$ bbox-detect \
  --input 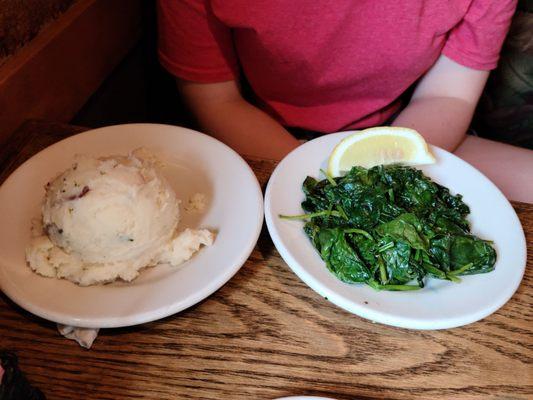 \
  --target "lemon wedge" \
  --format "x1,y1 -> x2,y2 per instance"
327,127 -> 436,176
